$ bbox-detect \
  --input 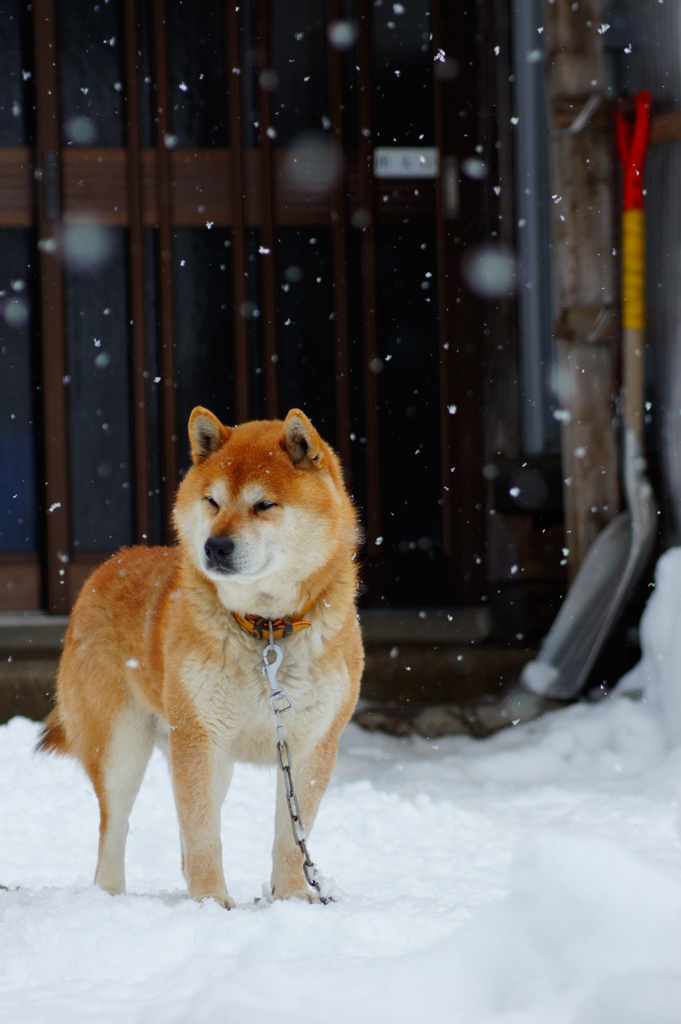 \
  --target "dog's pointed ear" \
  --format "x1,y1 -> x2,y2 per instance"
188,407 -> 230,464
281,409 -> 323,468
